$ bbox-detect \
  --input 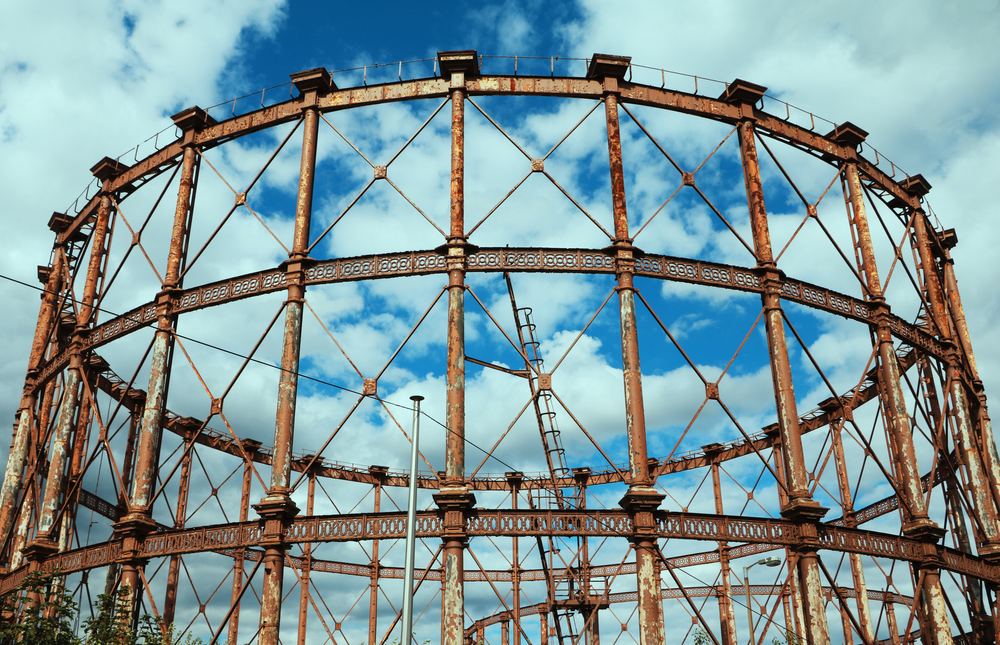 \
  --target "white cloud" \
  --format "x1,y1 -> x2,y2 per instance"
2,2 -> 997,639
